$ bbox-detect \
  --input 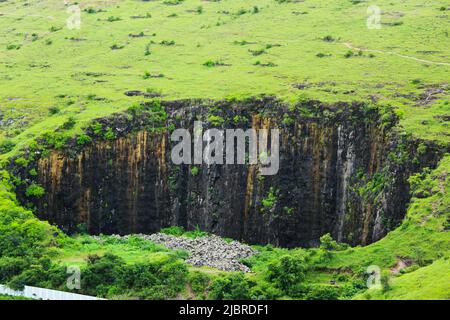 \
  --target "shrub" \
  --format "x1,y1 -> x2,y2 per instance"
145,87 -> 162,96
0,257 -> 30,283
0,211 -> 57,257
14,157 -> 29,167
90,122 -> 103,135
42,132 -> 68,149
184,225 -> 209,238
49,26 -> 62,32
84,7 -> 101,14
80,252 -> 188,299
249,49 -> 266,56
25,183 -> 45,198
207,115 -> 225,126
188,271 -> 210,296
76,134 -> 92,146
305,284 -> 340,300
190,166 -> 200,176
7,259 -> 66,291
76,223 -> 88,234
144,43 -> 152,56
81,253 -> 126,296
103,128 -> 115,140
107,16 -> 121,22
48,106 -> 60,115
203,60 -> 225,67
163,0 -> 184,5
62,116 -> 76,130
249,281 -> 282,300
344,50 -> 354,58
110,44 -> 124,50
267,254 -> 307,295
208,273 -> 251,300
6,44 -> 21,50
261,187 -> 278,209
160,40 -> 175,46
282,114 -> 294,126
161,226 -> 185,236
319,233 -> 340,251
0,140 -> 15,154
322,35 -> 335,42
0,173 -> 60,260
